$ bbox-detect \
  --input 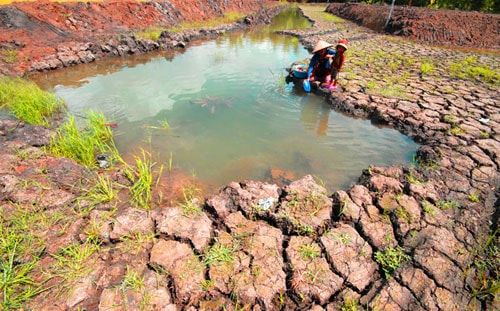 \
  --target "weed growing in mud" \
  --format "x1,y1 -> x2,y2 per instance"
49,242 -> 100,295
202,241 -> 239,267
405,170 -> 425,185
120,265 -> 145,292
269,69 -> 287,92
0,76 -> 64,126
178,182 -> 203,216
467,230 -> 500,301
338,232 -> 352,244
420,62 -> 435,76
298,243 -> 320,260
48,110 -> 117,167
124,149 -> 163,210
13,147 -> 43,161
480,131 -> 490,138
117,232 -> 156,256
0,242 -> 42,310
443,114 -> 458,125
449,125 -> 463,136
79,174 -> 118,208
201,279 -> 215,291
421,201 -> 436,216
0,203 -> 58,308
468,190 -> 481,203
341,299 -> 363,311
437,200 -> 460,210
292,220 -> 315,236
395,207 -> 413,224
374,245 -> 411,279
